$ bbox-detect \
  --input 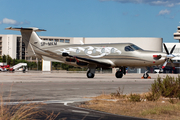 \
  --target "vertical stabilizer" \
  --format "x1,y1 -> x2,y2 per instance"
6,27 -> 46,57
